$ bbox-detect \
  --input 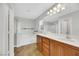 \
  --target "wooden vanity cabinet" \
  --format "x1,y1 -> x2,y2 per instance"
37,35 -> 50,56
50,40 -> 64,56
75,50 -> 79,56
50,40 -> 79,56
37,35 -> 79,56
61,43 -> 76,56
37,35 -> 42,52
42,37 -> 50,56
50,40 -> 55,56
